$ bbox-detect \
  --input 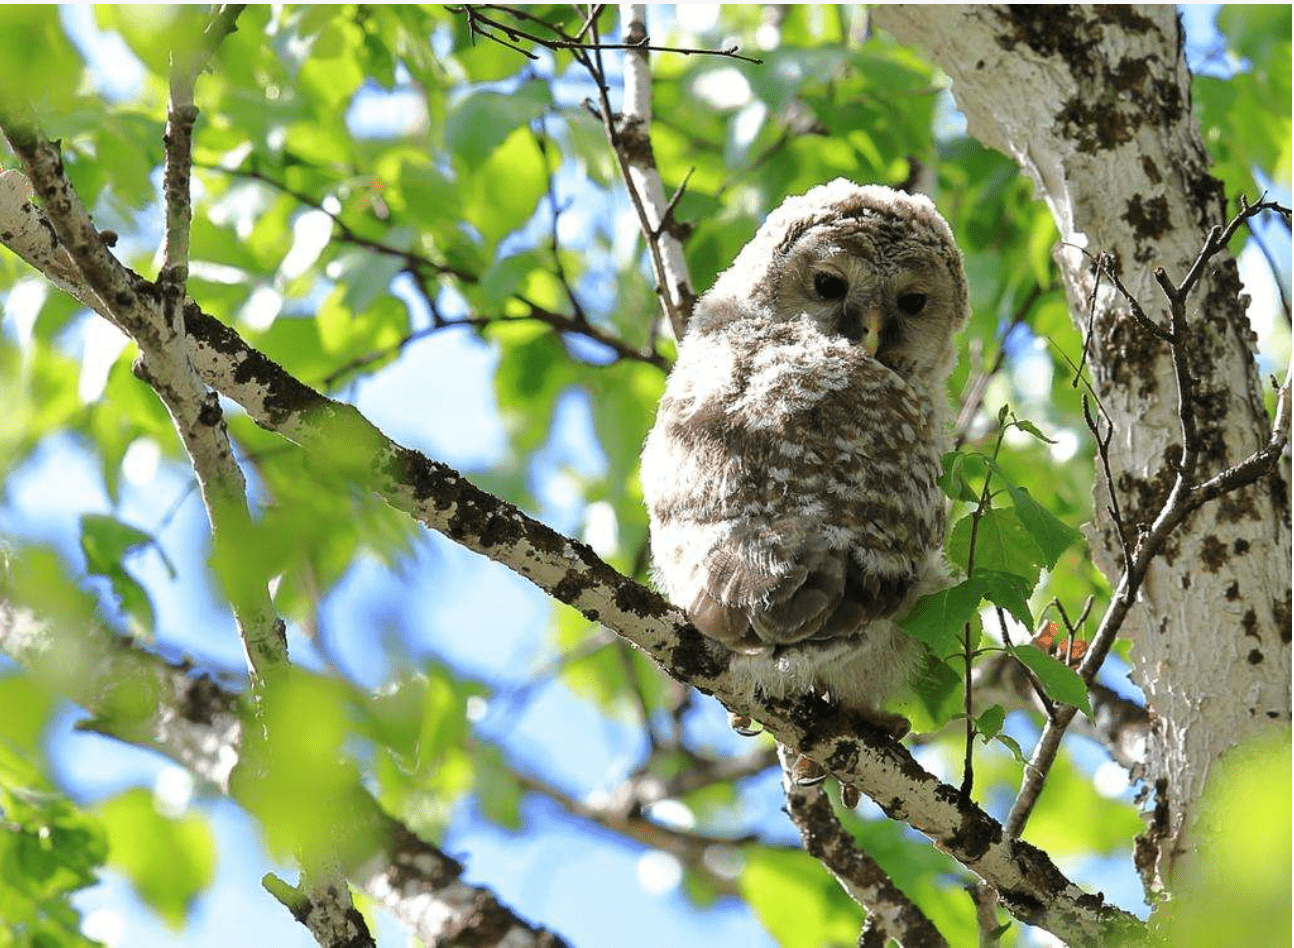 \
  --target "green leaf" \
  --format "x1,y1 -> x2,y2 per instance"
0,675 -> 56,753
1013,418 -> 1057,444
96,788 -> 215,930
905,652 -> 963,732
79,514 -> 159,636
78,513 -> 154,568
900,579 -> 984,656
461,126 -> 548,248
1156,734 -> 1292,948
993,733 -> 1028,765
473,744 -> 523,831
0,7 -> 86,115
976,568 -> 1034,629
0,743 -> 107,947
233,670 -> 375,870
937,451 -> 981,502
975,704 -> 1006,742
1008,644 -> 1092,717
946,507 -> 1043,586
1000,479 -> 1083,570
741,848 -> 860,948
446,84 -> 552,169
